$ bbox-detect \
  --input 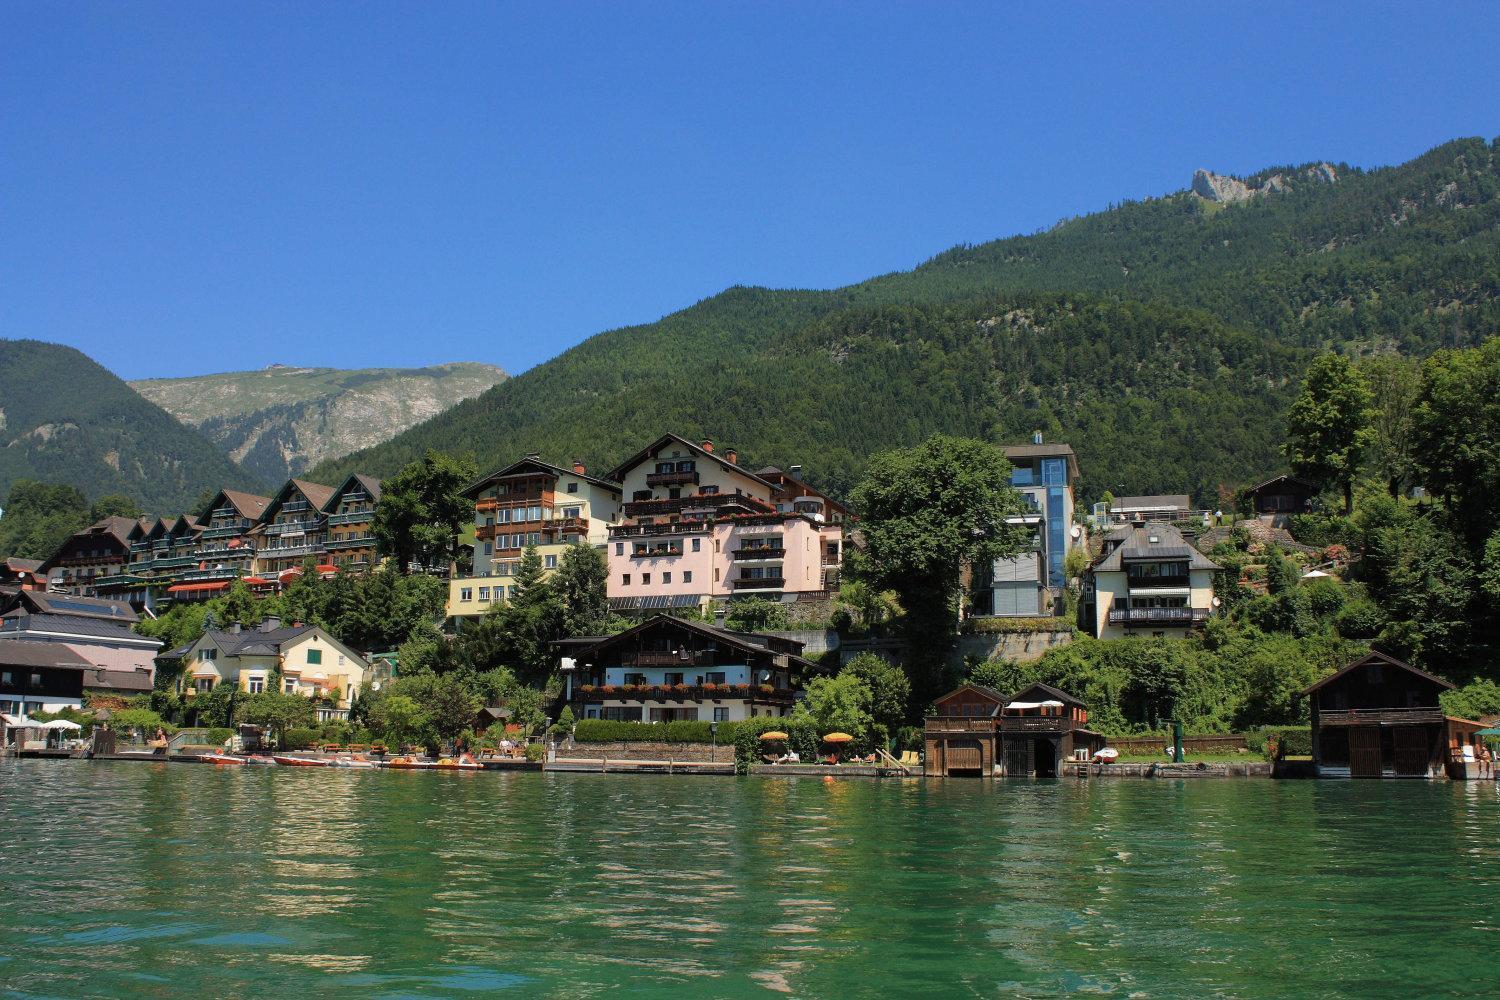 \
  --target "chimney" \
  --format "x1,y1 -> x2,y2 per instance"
790,464 -> 803,479
572,460 -> 586,475
1033,430 -> 1043,445
259,615 -> 281,632
229,622 -> 243,634
700,438 -> 714,453
725,449 -> 737,465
